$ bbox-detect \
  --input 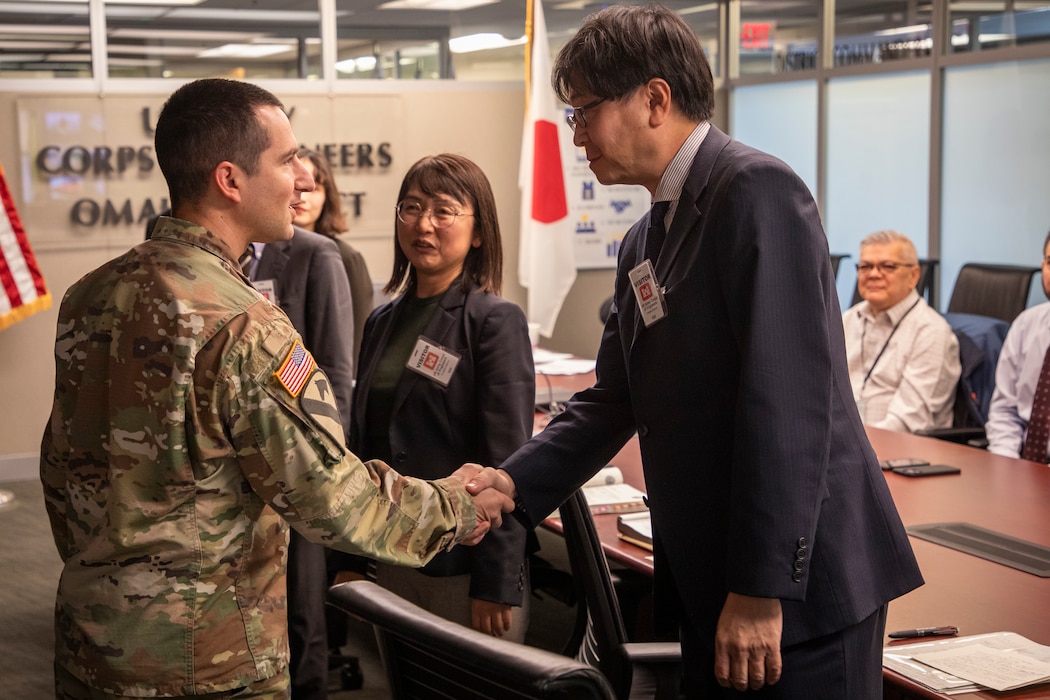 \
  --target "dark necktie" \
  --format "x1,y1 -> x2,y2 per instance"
1021,344 -> 1050,462
644,200 -> 671,264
